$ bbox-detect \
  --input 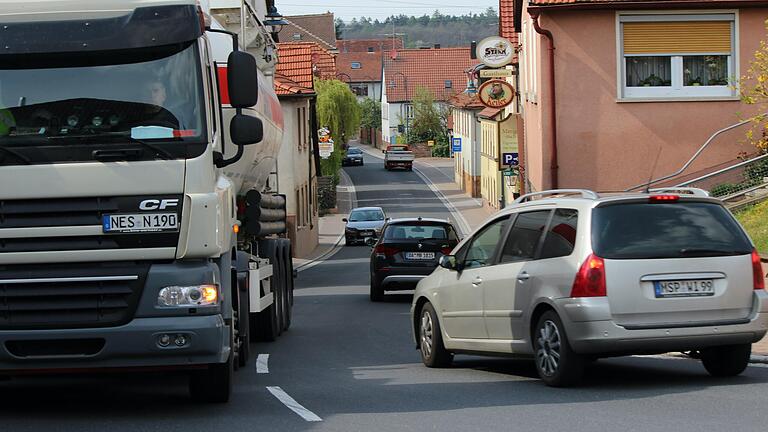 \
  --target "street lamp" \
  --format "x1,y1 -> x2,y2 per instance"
263,3 -> 288,42
389,71 -> 409,144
